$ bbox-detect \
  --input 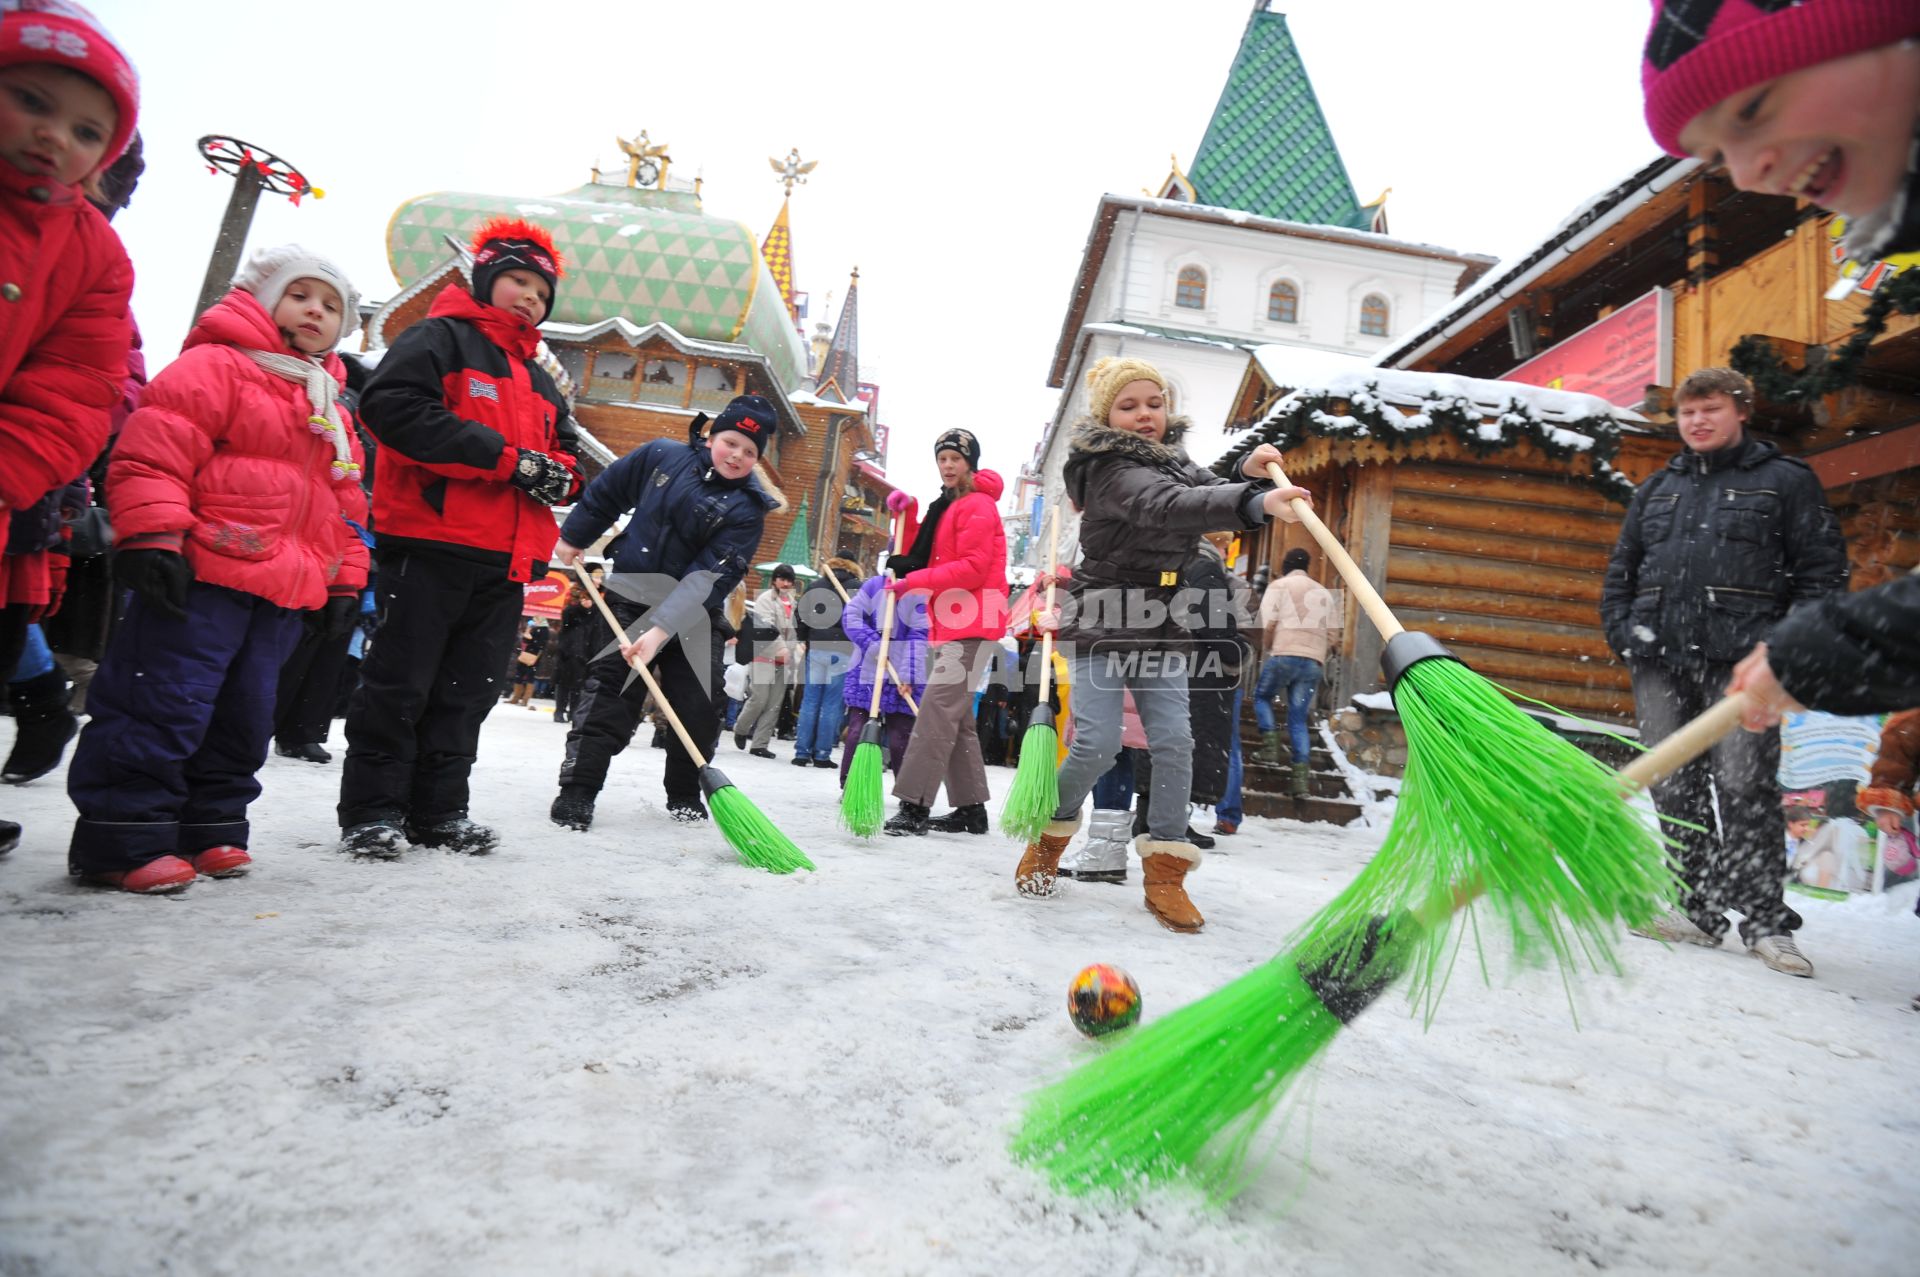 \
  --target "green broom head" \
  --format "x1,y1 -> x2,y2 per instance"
699,765 -> 815,874
999,703 -> 1060,840
1360,632 -> 1683,1017
839,719 -> 887,838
